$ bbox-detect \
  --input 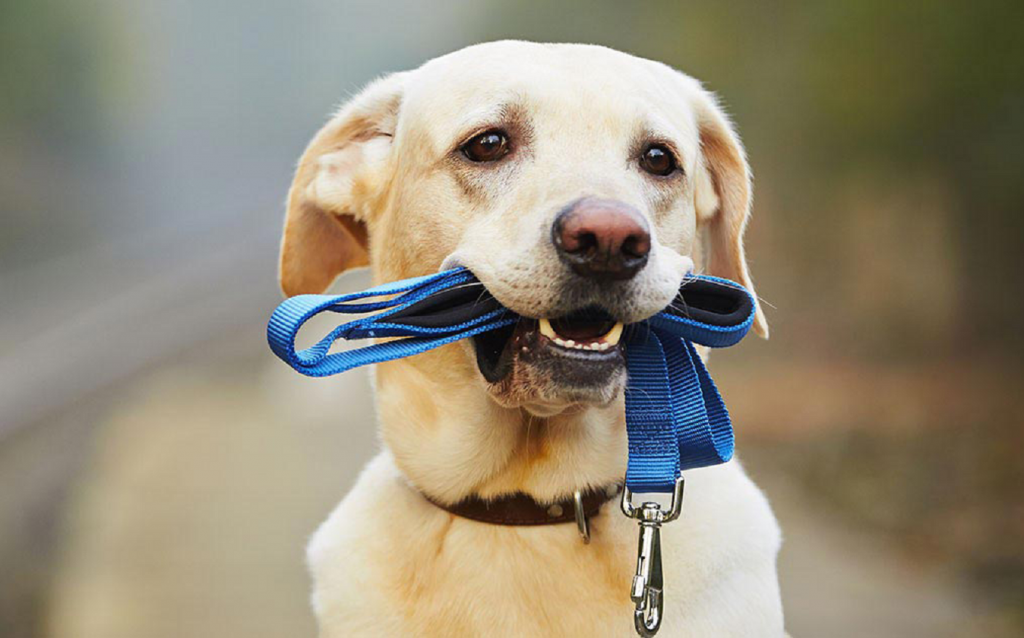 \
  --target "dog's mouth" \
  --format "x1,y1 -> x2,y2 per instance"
472,306 -> 627,402
539,312 -> 624,352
